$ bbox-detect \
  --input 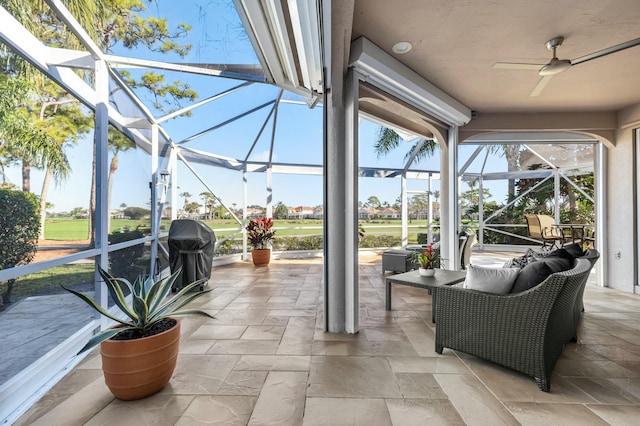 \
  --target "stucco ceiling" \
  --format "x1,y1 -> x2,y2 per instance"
352,0 -> 640,114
